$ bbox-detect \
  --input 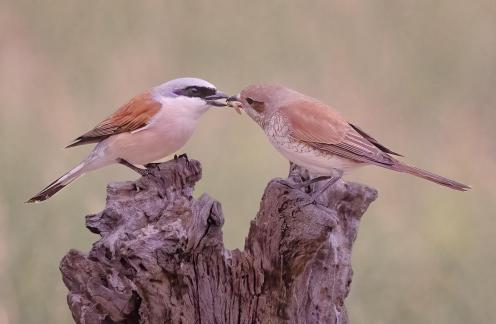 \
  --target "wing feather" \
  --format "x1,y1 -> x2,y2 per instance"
281,100 -> 397,166
348,123 -> 402,156
283,100 -> 348,144
66,92 -> 161,148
